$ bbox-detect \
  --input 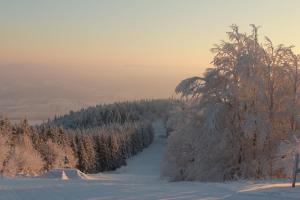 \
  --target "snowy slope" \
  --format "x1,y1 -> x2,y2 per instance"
112,120 -> 165,177
1,120 -> 300,200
